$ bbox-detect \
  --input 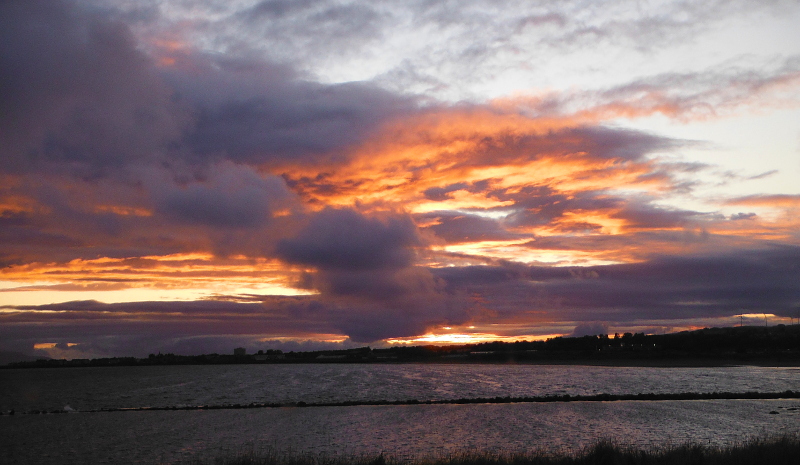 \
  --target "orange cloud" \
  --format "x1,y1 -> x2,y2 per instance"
0,253 -> 309,307
277,105 -> 675,216
94,205 -> 153,216
726,194 -> 800,208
